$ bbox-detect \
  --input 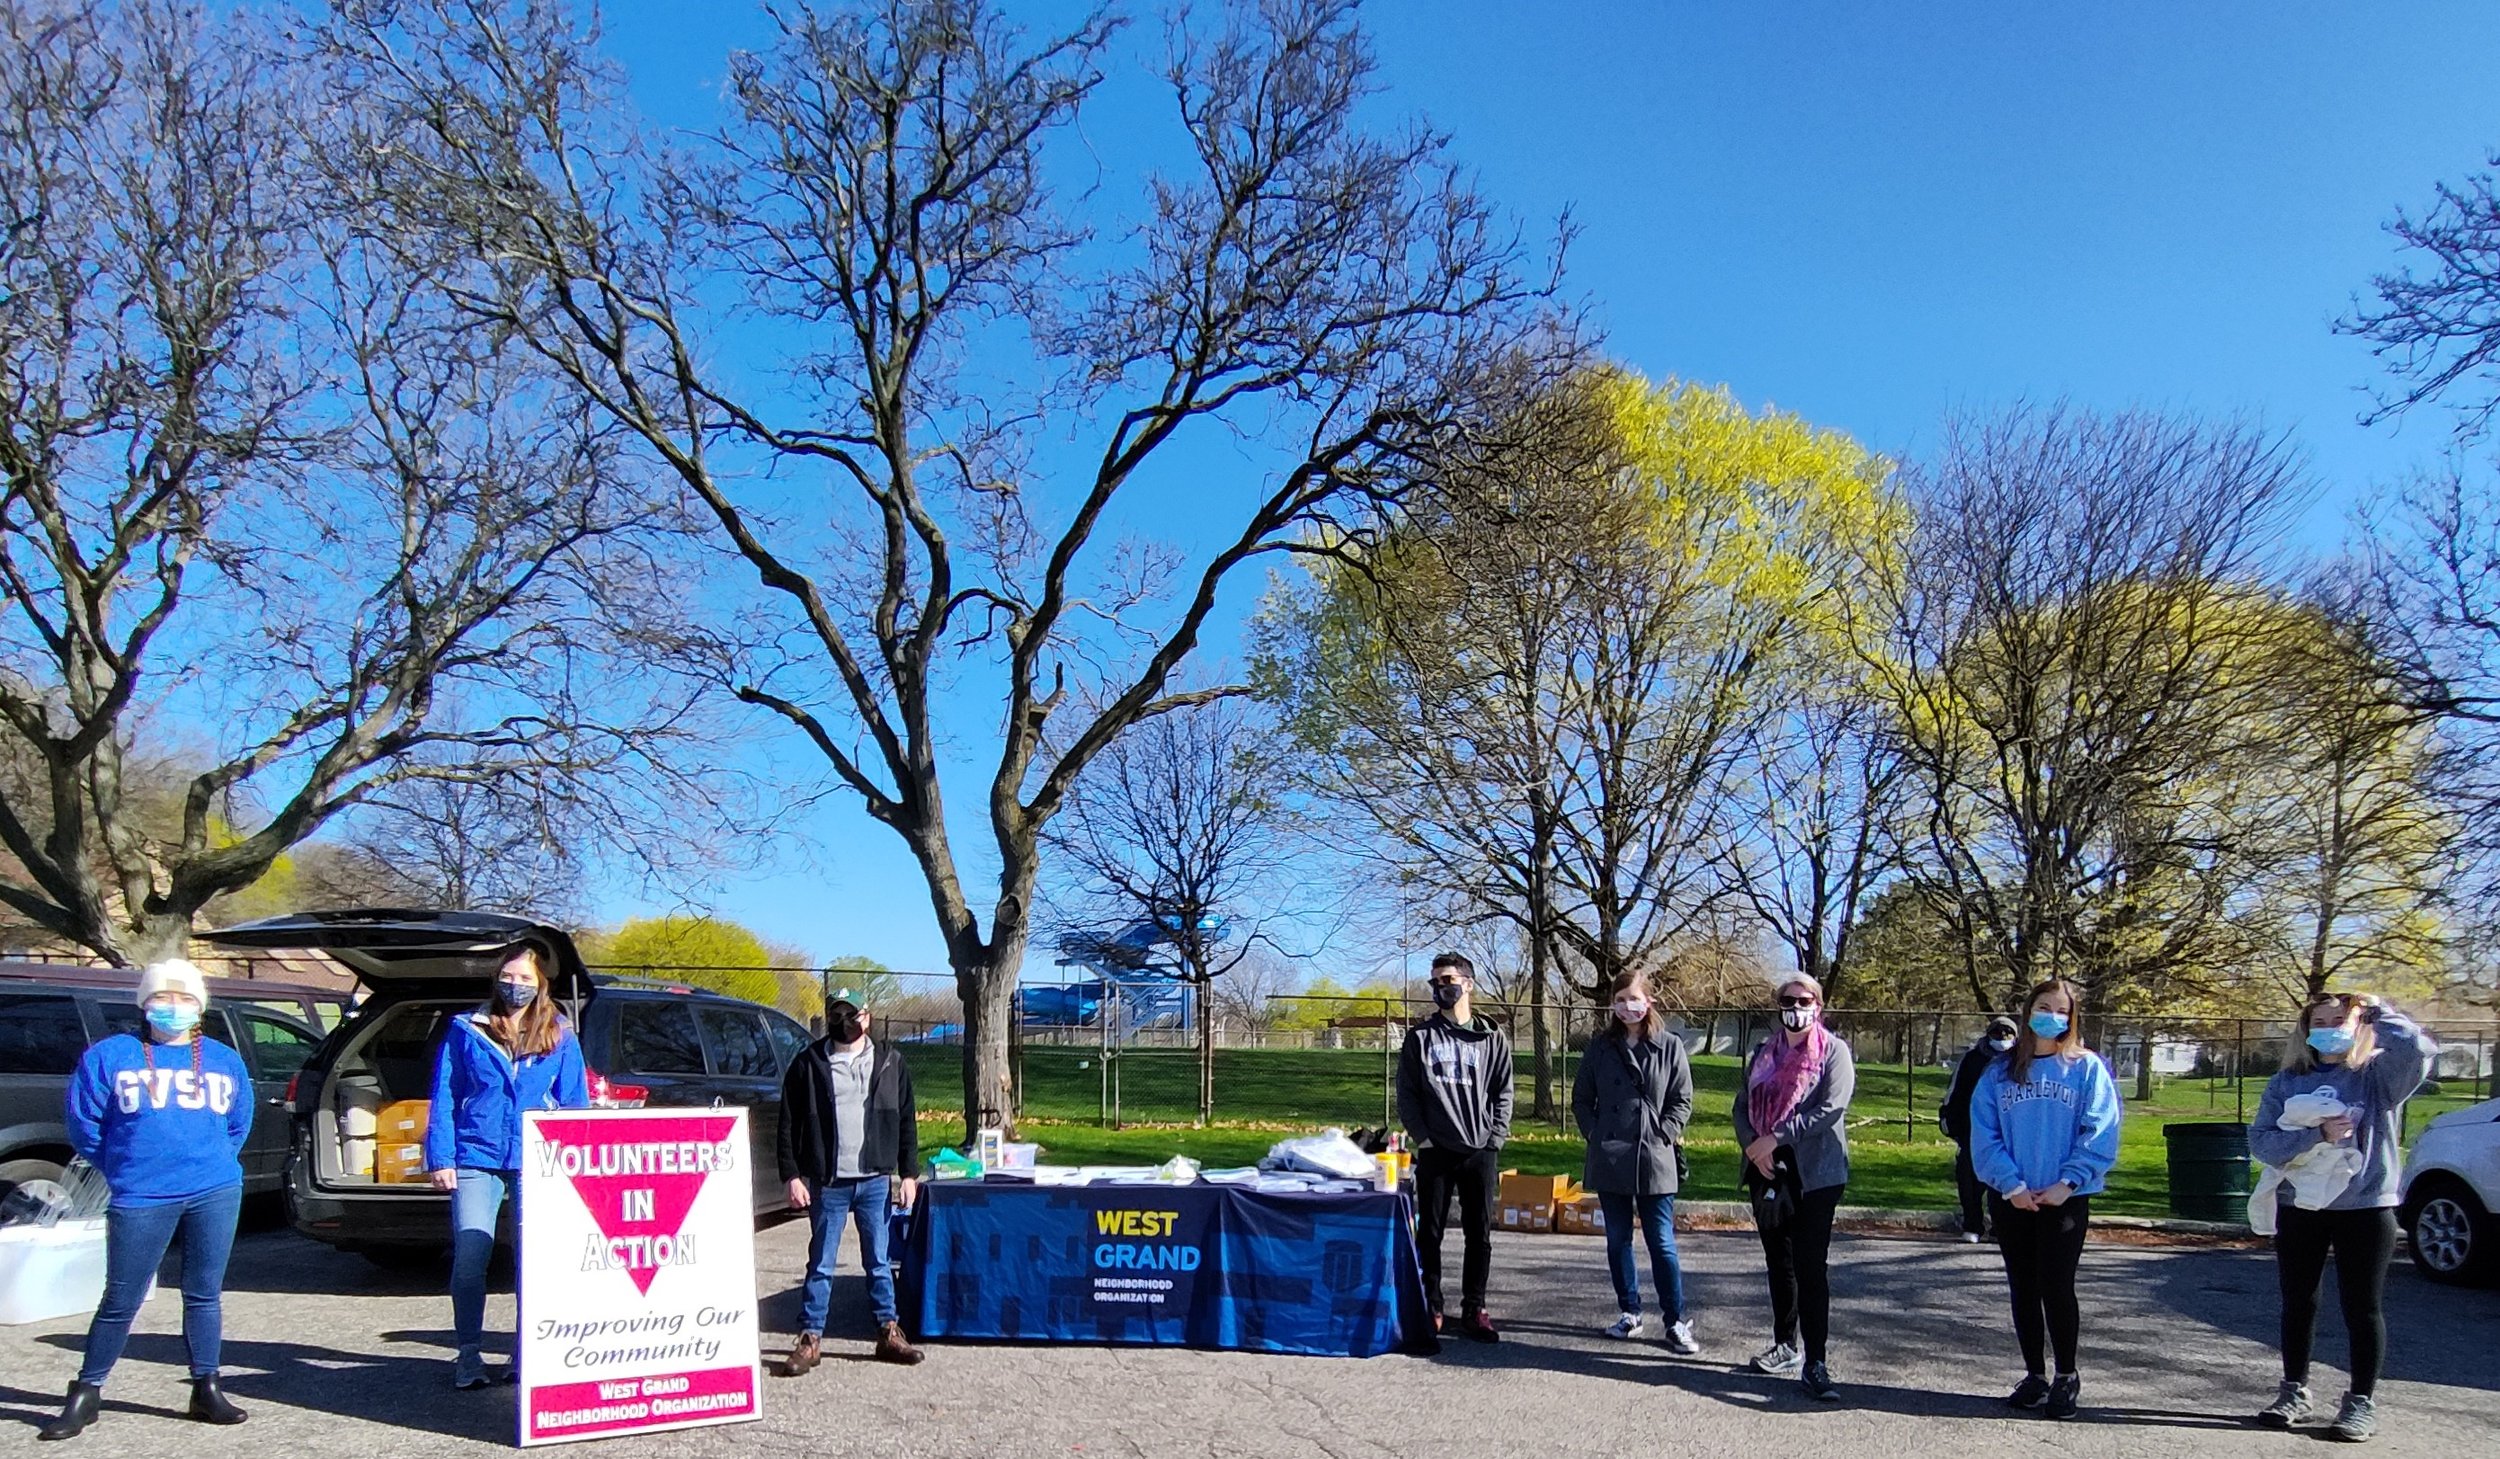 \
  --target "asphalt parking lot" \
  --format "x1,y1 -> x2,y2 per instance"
4,1207 -> 2493,1457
